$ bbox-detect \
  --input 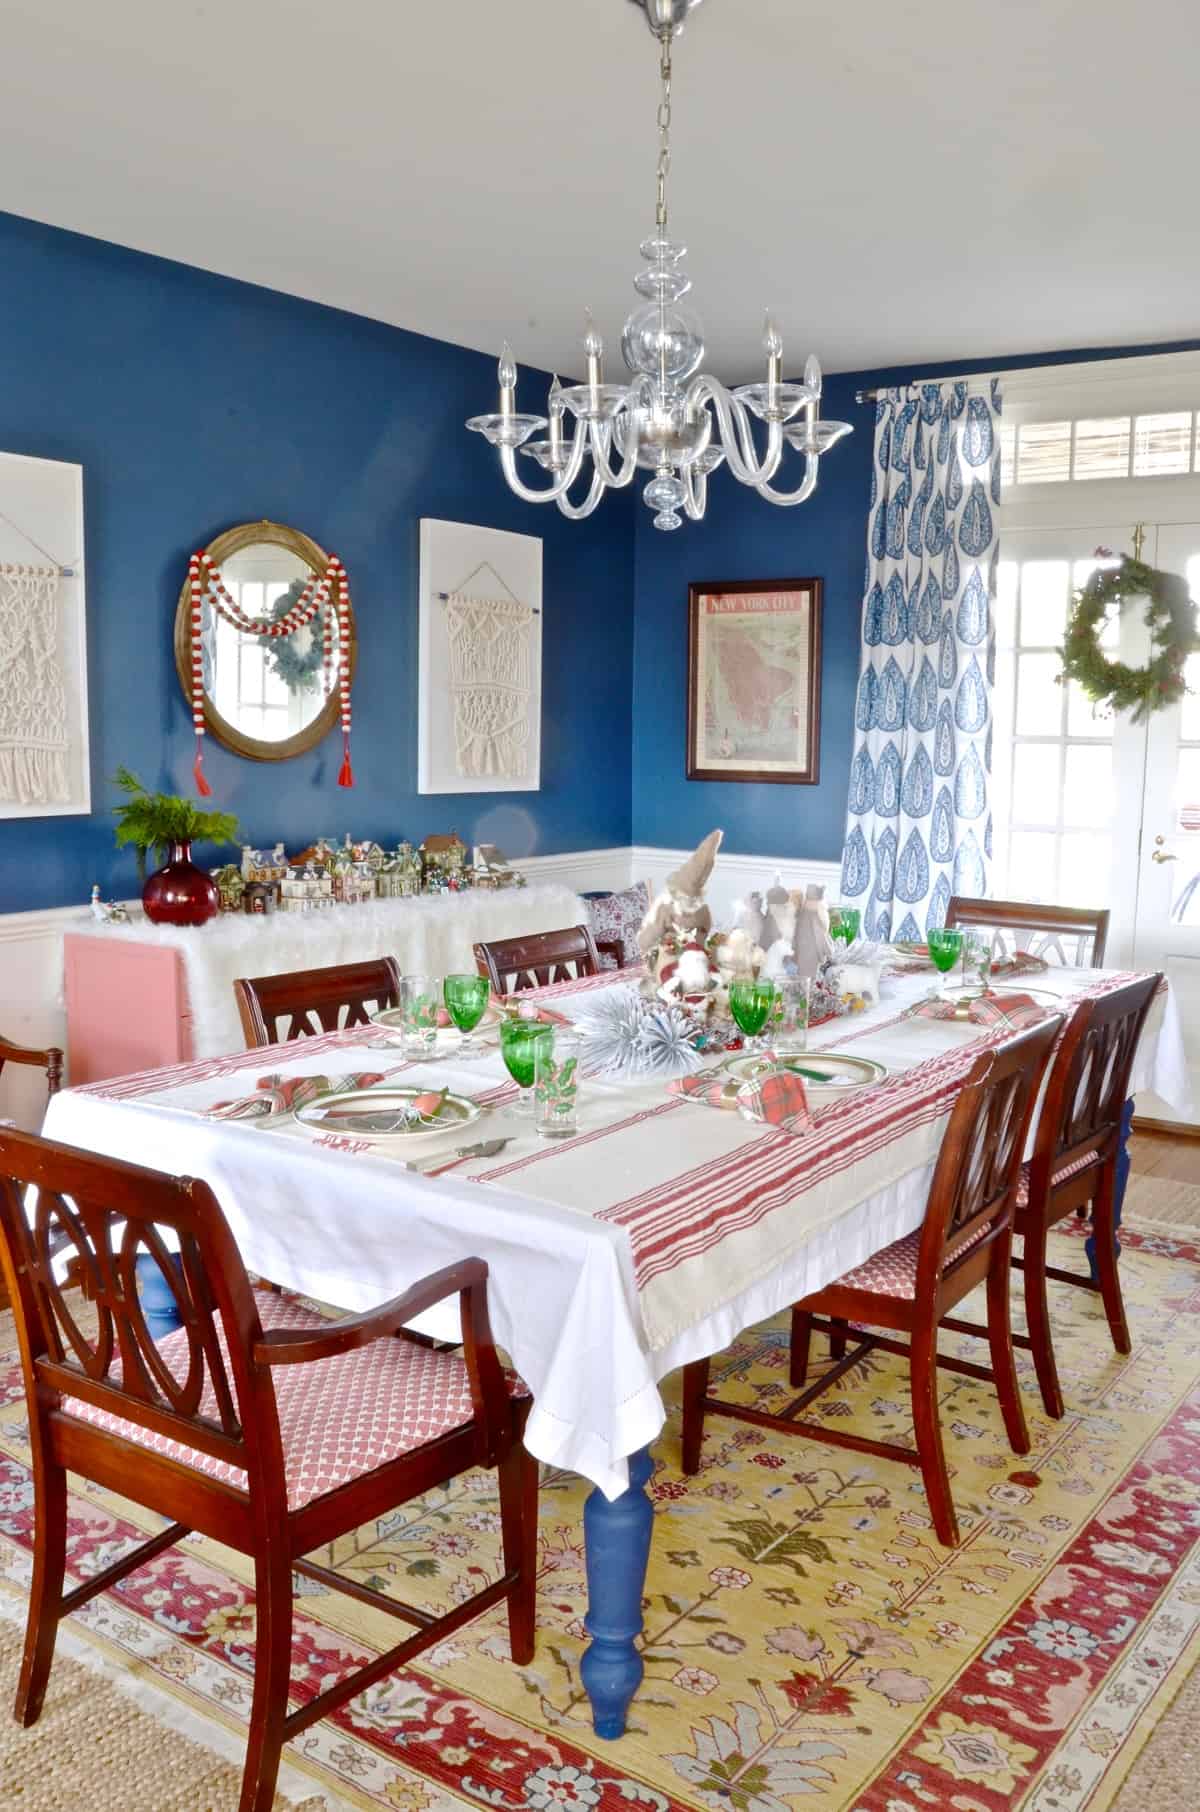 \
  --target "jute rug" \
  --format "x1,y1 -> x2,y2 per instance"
2,1212 -> 1200,1812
